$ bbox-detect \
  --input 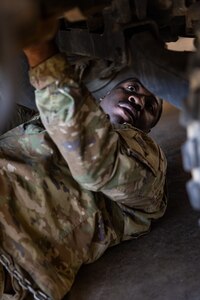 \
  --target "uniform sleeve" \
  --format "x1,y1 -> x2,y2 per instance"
29,53 -> 166,208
